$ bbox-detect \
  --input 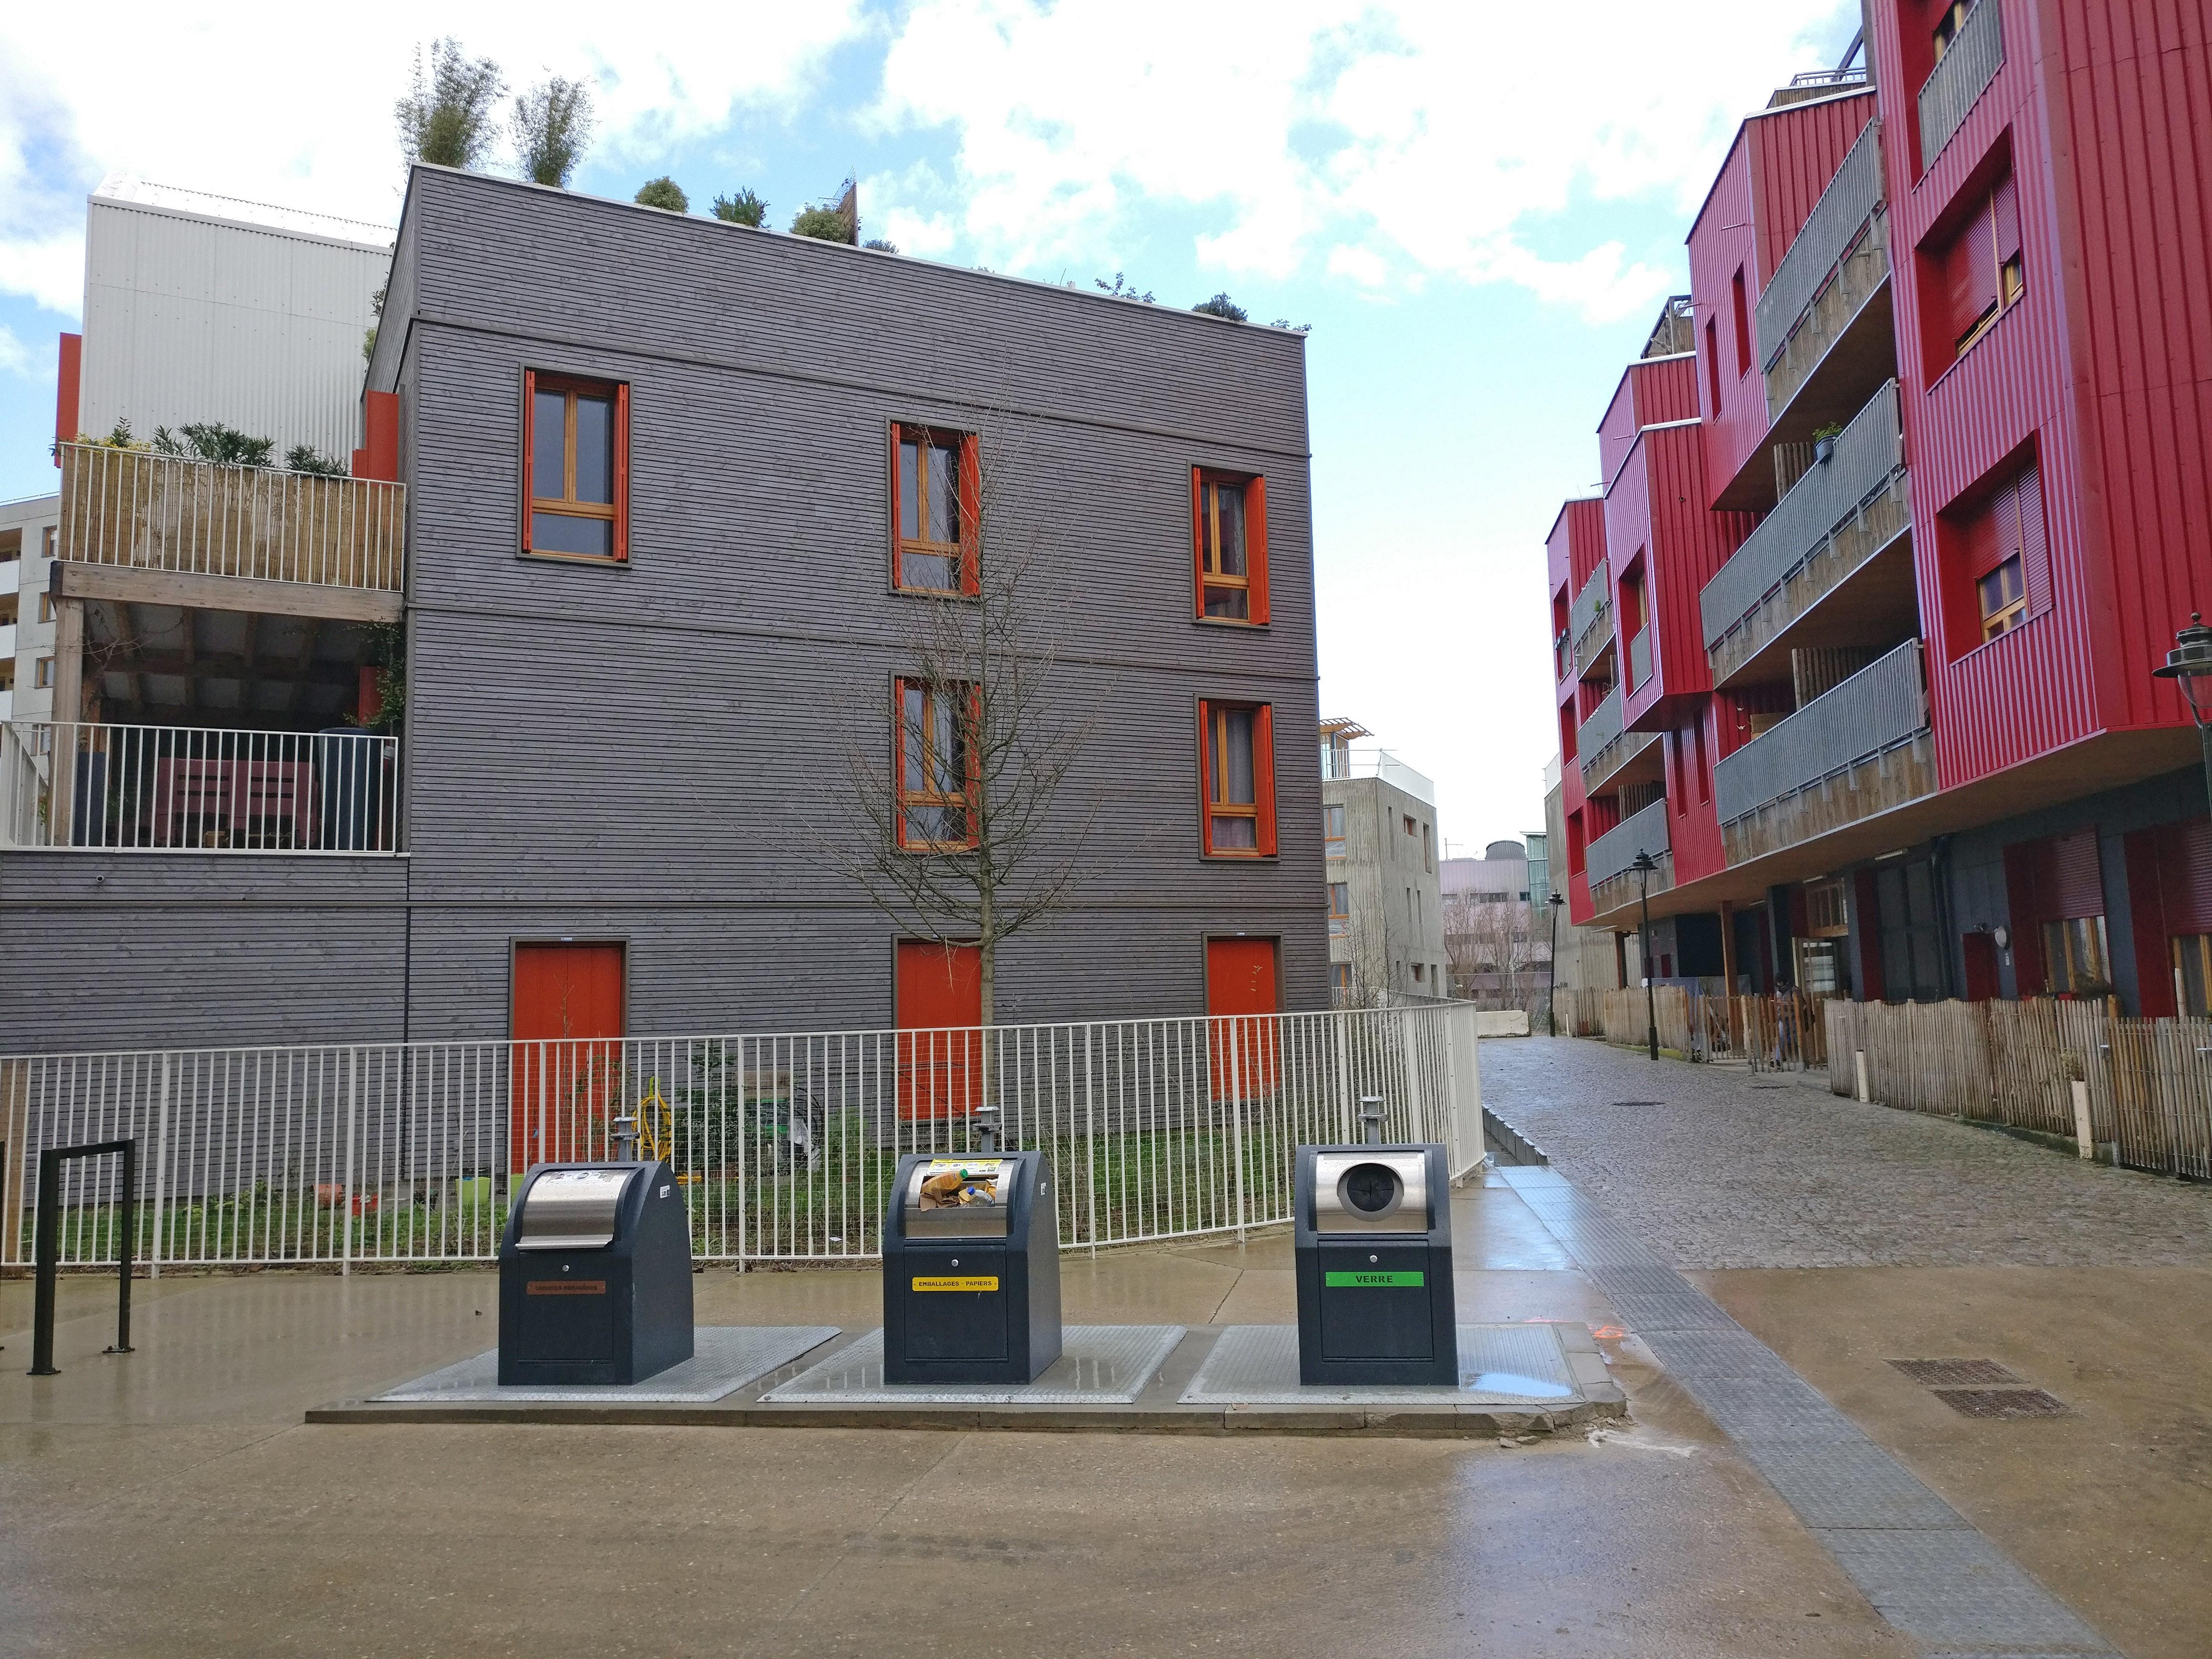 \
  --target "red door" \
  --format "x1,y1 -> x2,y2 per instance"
511,942 -> 626,1171
1206,938 -> 1280,1099
896,940 -> 982,1121
1961,932 -> 2001,1003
